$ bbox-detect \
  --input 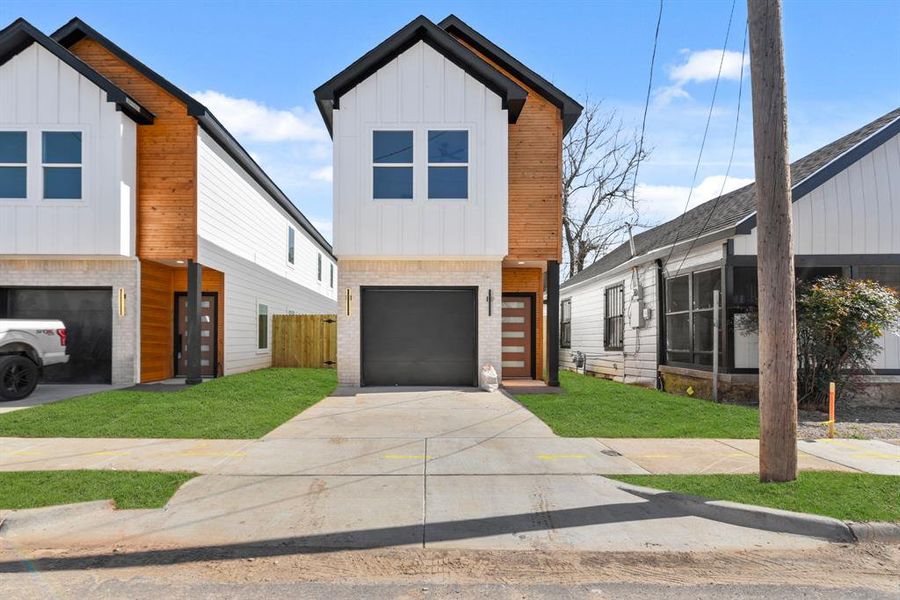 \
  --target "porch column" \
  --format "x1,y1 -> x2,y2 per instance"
185,259 -> 203,385
546,260 -> 560,386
